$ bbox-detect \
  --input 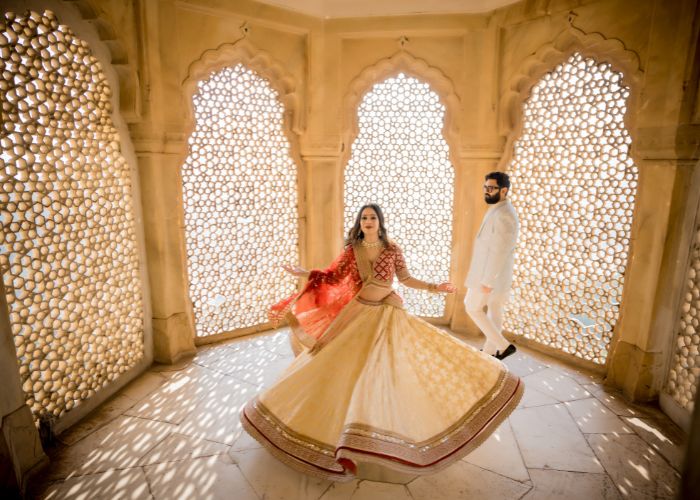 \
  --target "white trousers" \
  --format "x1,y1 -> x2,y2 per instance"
464,288 -> 511,354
